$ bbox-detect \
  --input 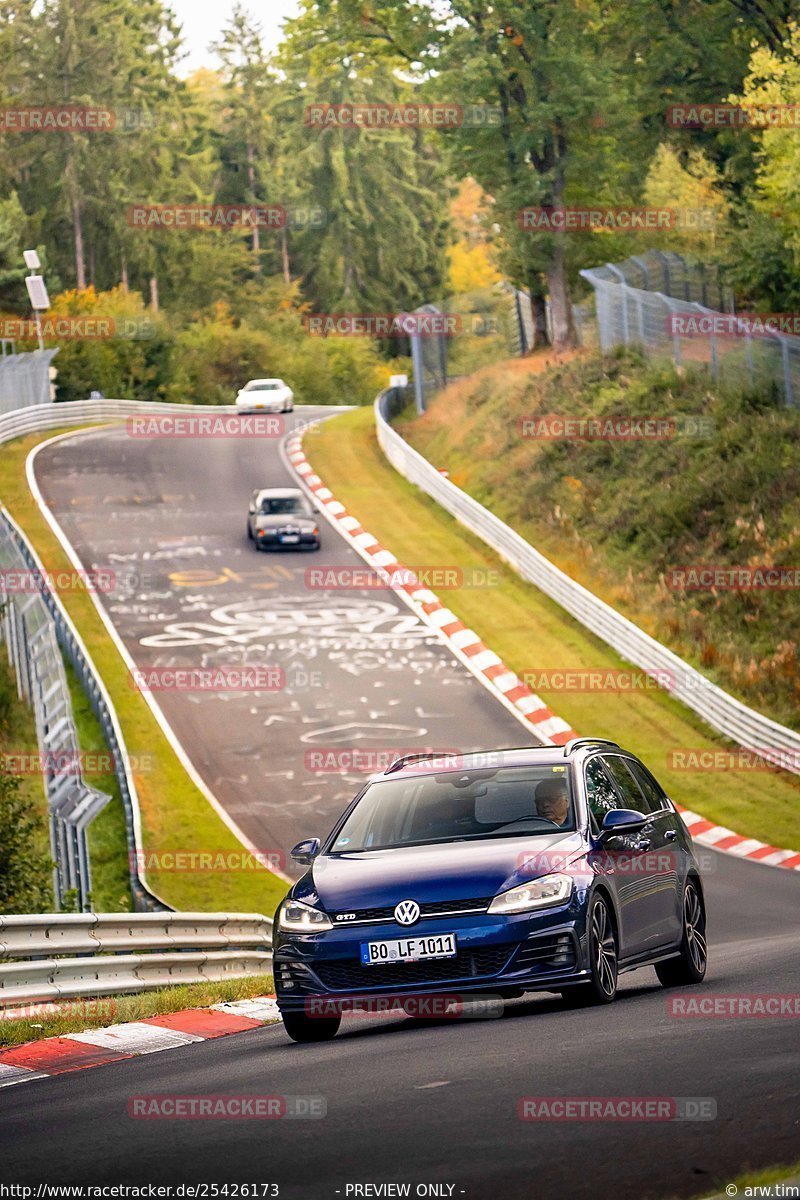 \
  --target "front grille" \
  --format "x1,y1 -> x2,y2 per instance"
331,896 -> 492,926
512,933 -> 577,973
313,946 -> 512,991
